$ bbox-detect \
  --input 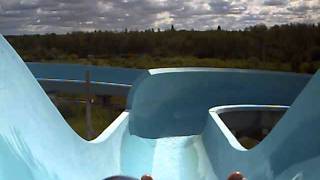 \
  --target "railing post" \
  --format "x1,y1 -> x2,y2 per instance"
85,70 -> 94,139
